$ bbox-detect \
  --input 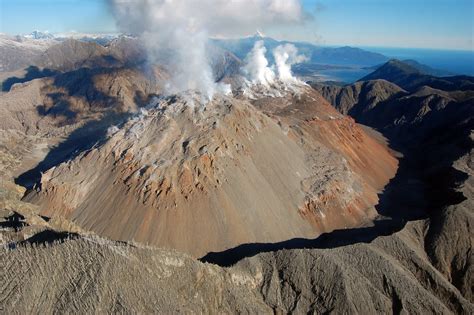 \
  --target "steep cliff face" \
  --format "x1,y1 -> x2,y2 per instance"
24,86 -> 397,257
